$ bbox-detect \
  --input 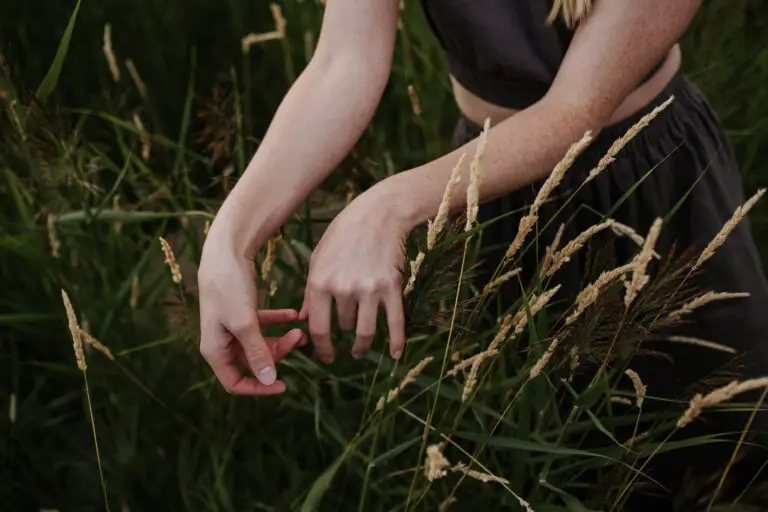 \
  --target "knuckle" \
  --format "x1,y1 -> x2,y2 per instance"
244,344 -> 269,364
227,314 -> 257,338
308,275 -> 329,293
